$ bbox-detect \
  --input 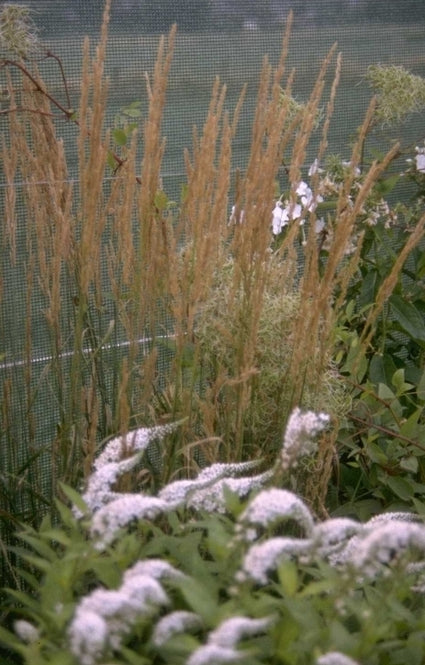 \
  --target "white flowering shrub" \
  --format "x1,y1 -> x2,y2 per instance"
2,413 -> 425,665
